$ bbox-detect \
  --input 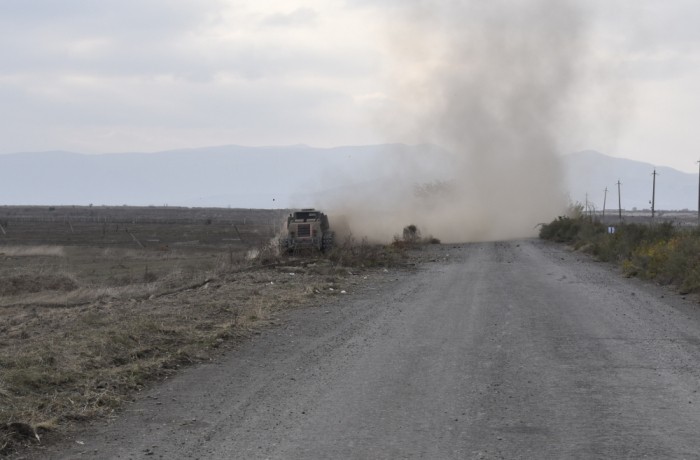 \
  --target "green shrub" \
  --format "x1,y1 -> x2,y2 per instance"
539,215 -> 604,244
